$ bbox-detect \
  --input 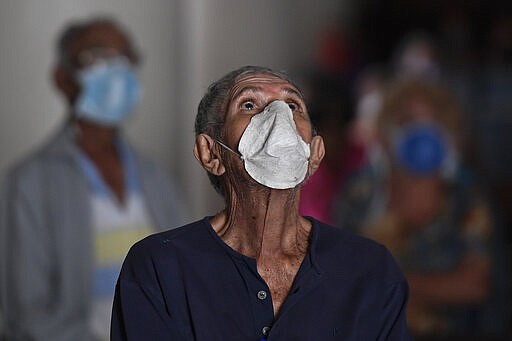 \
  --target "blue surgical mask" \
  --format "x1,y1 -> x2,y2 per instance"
75,57 -> 140,126
391,124 -> 456,176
